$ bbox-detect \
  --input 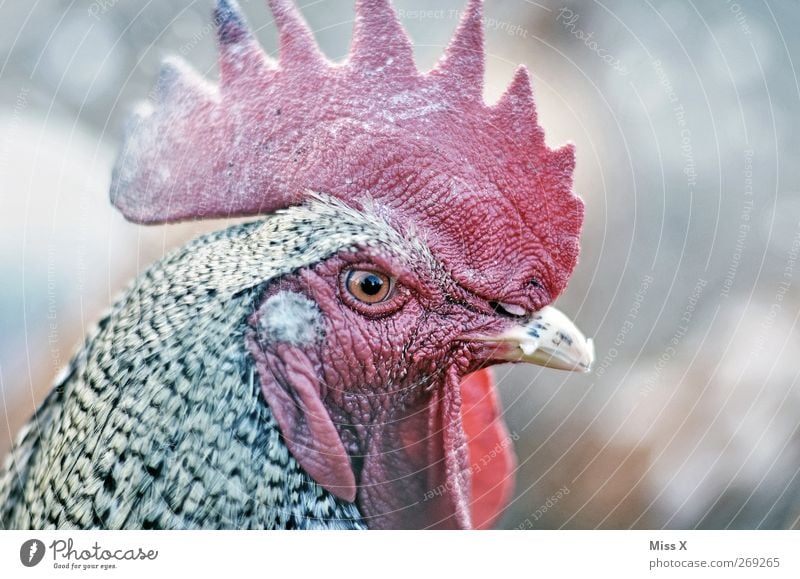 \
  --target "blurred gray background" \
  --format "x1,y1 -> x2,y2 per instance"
1,0 -> 798,529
